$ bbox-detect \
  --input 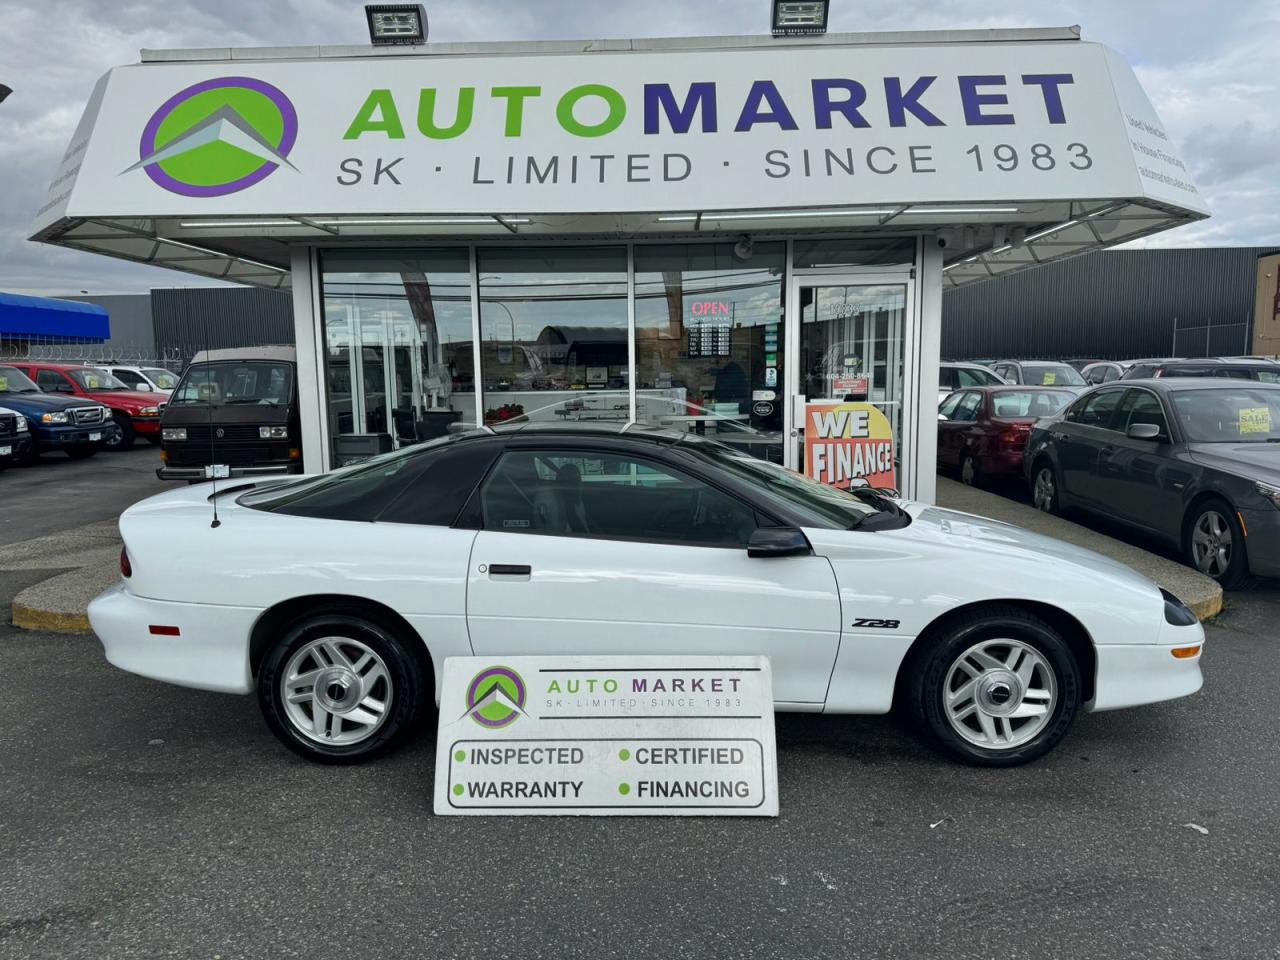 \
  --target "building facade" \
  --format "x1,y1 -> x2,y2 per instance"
30,26 -> 1206,500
